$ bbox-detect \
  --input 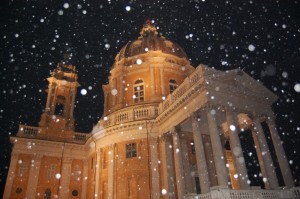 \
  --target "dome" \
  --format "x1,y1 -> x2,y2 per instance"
115,22 -> 188,61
